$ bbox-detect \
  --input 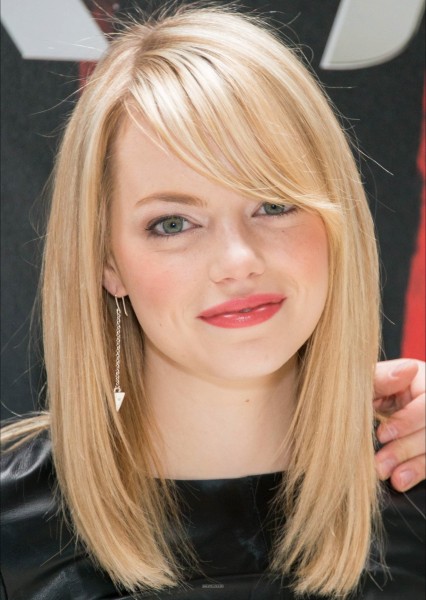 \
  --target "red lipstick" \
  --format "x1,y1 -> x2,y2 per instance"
198,294 -> 285,328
